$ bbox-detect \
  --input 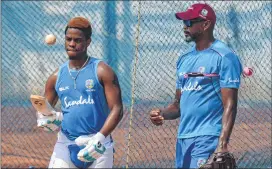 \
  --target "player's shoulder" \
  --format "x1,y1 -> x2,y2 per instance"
47,68 -> 59,86
54,61 -> 69,85
96,58 -> 116,83
210,40 -> 236,57
58,60 -> 69,71
55,61 -> 69,78
89,57 -> 107,67
176,45 -> 195,66
95,58 -> 109,68
96,58 -> 114,75
180,45 -> 195,57
89,56 -> 101,63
